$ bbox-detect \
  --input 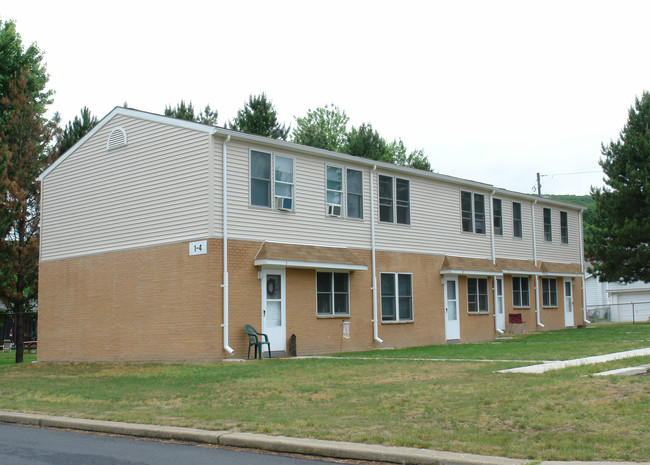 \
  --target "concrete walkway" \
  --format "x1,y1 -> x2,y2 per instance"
497,348 -> 650,374
0,411 -> 647,465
